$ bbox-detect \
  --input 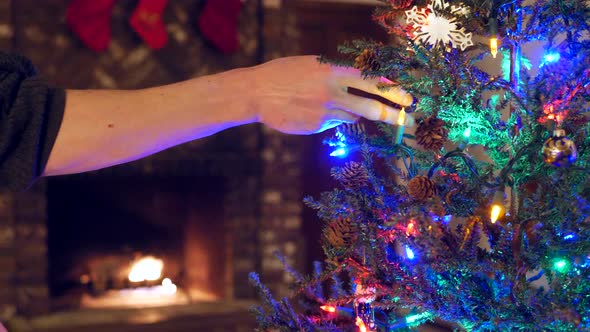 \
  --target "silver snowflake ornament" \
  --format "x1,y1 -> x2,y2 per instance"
405,1 -> 473,51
